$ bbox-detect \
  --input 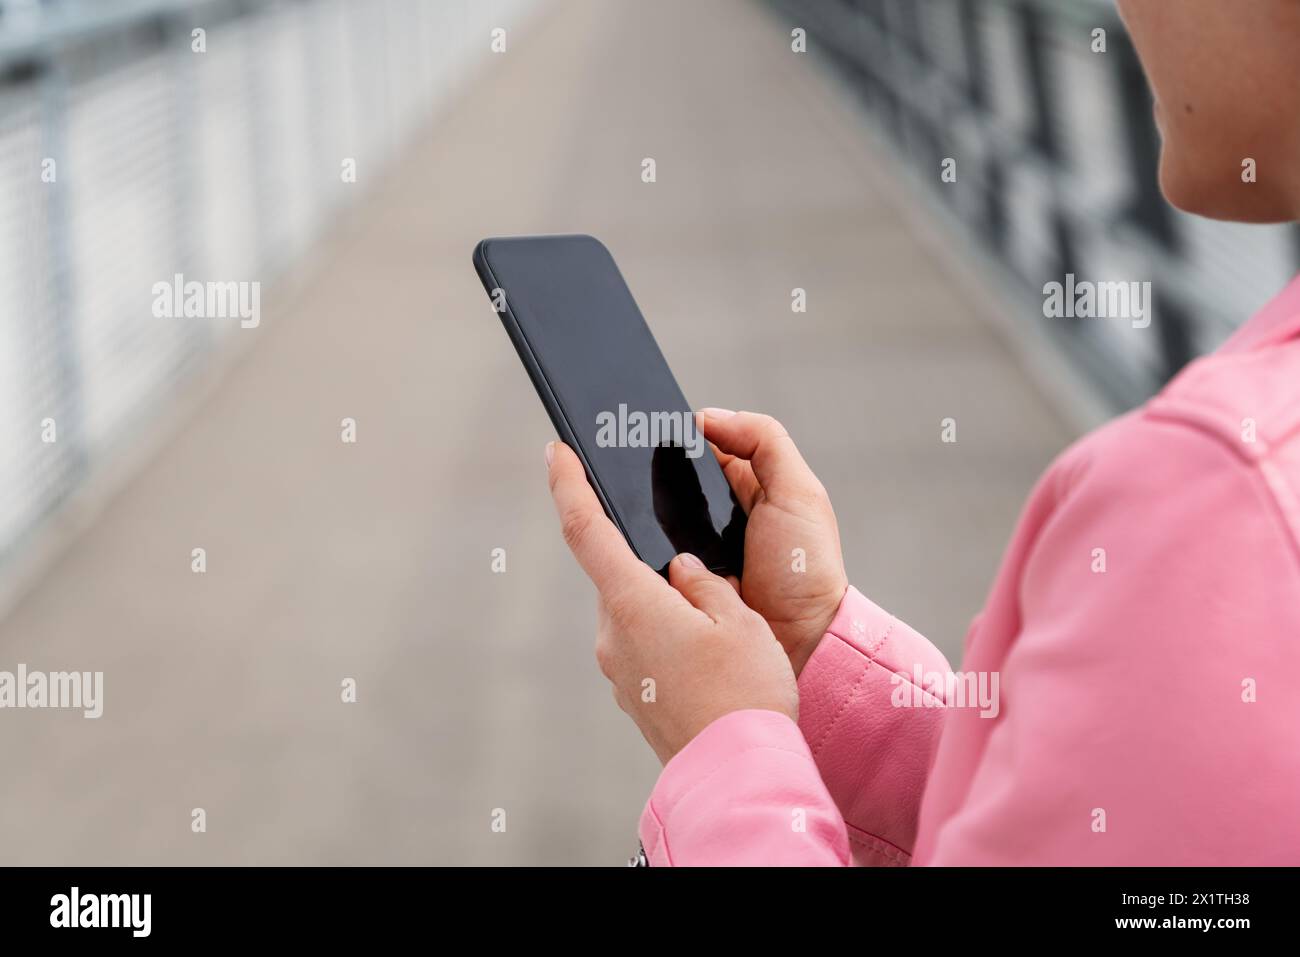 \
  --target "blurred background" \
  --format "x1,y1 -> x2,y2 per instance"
0,0 -> 1296,865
